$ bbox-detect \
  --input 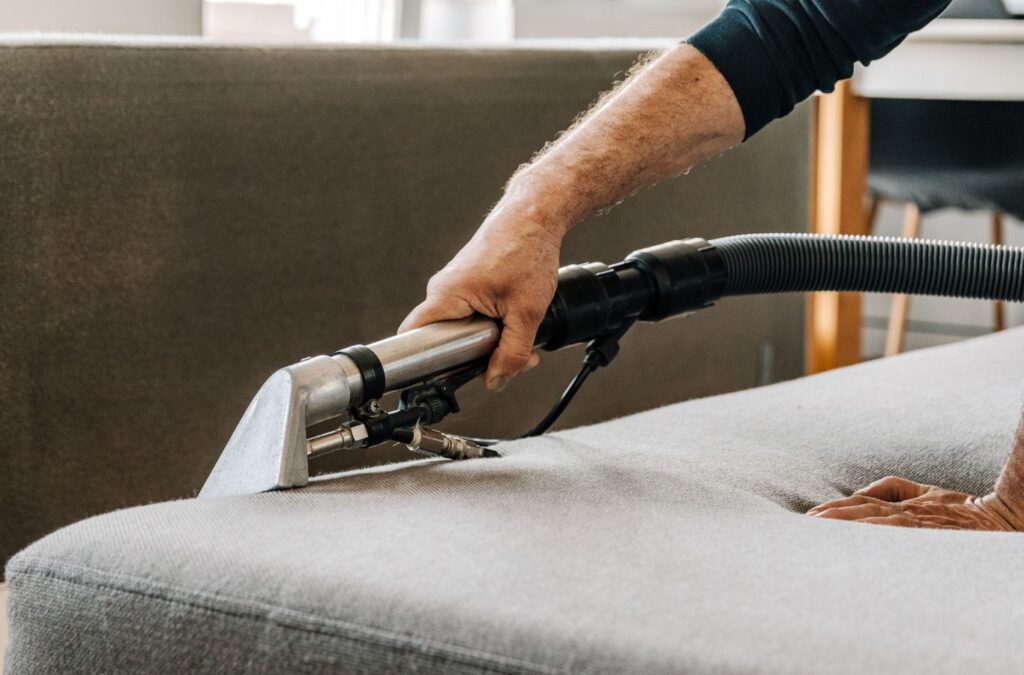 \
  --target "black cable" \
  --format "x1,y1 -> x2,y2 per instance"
521,358 -> 597,438
461,359 -> 596,448
465,317 -> 637,447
